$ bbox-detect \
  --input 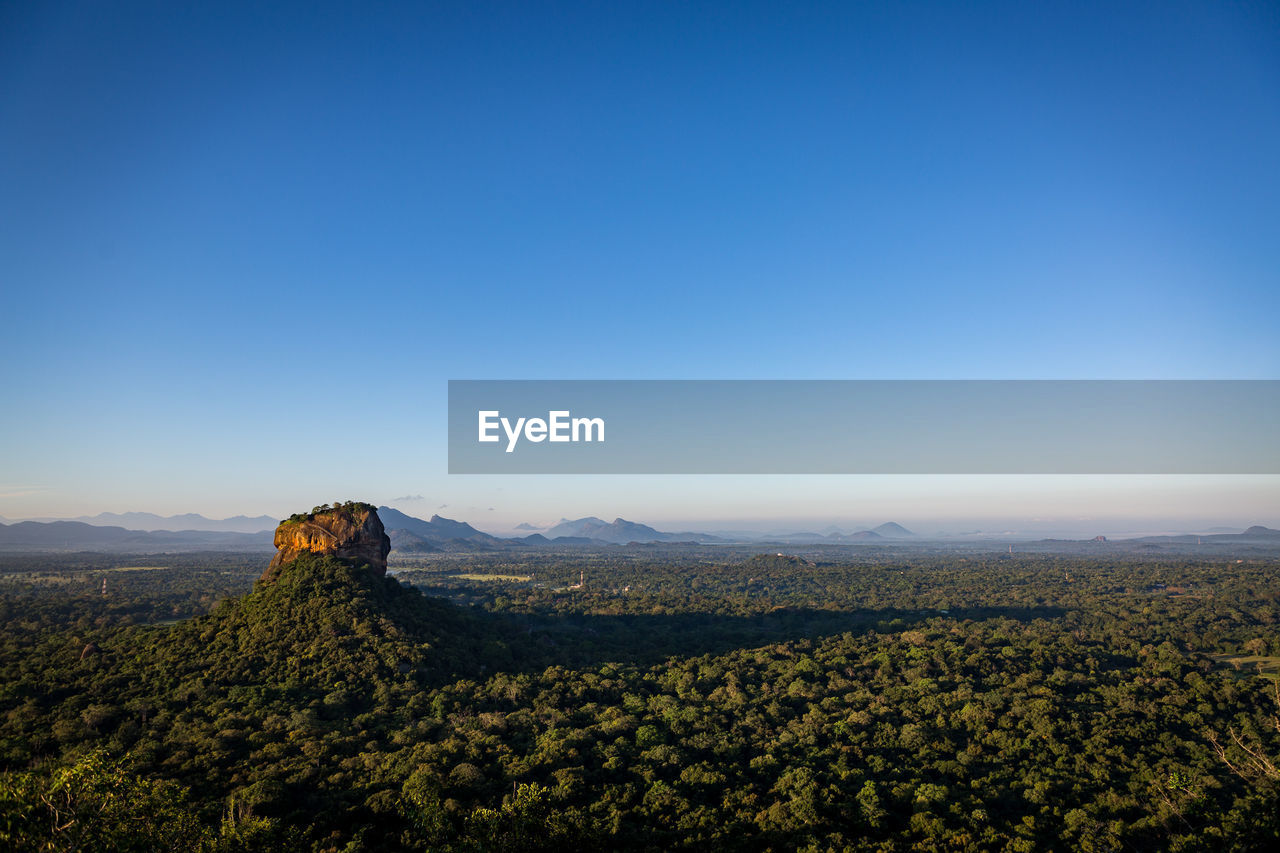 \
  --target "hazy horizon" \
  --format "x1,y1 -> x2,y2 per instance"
4,476 -> 1277,541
